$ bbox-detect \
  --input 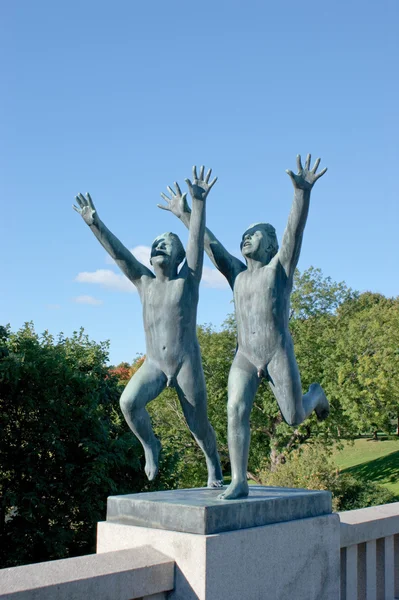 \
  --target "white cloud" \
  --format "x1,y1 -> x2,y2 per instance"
73,295 -> 103,306
201,266 -> 229,289
131,245 -> 152,269
75,269 -> 136,293
79,246 -> 227,293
